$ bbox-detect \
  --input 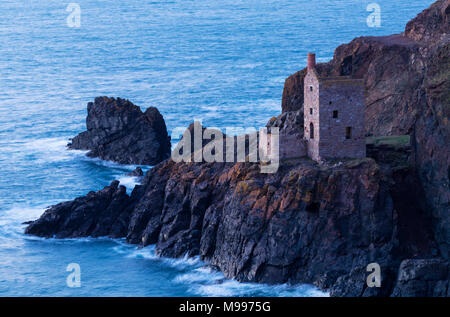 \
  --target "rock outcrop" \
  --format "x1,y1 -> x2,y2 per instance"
25,180 -> 136,238
281,0 -> 450,258
127,167 -> 144,177
266,110 -> 303,136
391,259 -> 449,297
69,97 -> 171,165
